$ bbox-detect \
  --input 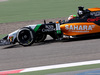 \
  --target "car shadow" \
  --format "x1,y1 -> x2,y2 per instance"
2,35 -> 100,49
2,44 -> 22,49
62,35 -> 100,42
2,39 -> 56,49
